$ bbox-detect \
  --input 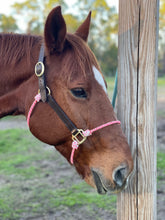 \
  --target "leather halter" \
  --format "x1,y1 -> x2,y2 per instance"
34,45 -> 86,144
28,45 -> 121,164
